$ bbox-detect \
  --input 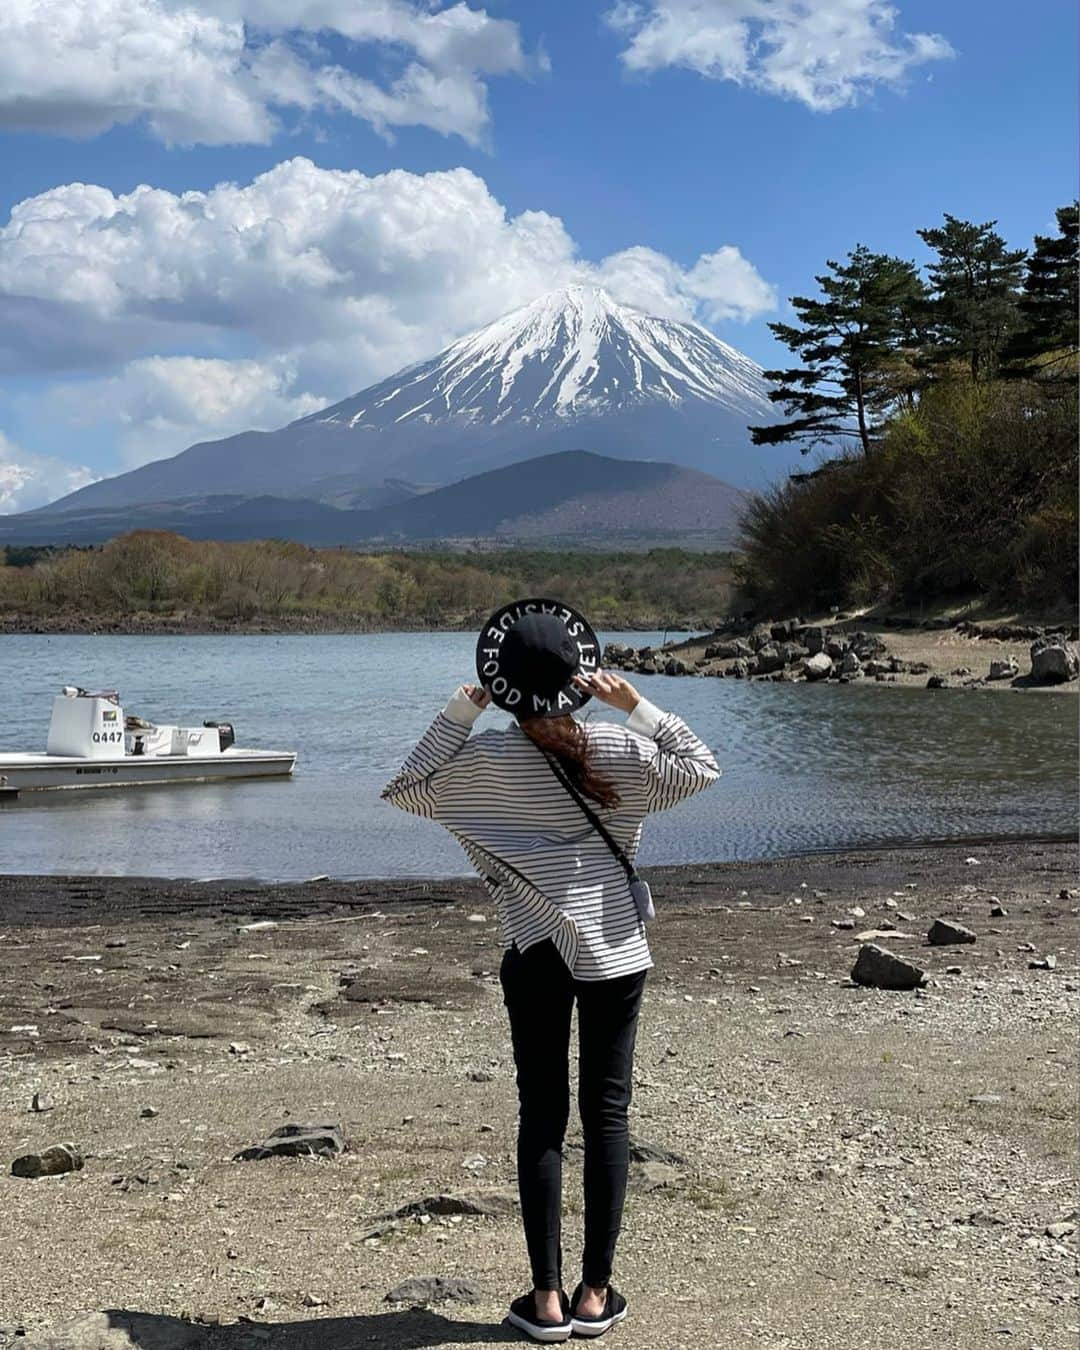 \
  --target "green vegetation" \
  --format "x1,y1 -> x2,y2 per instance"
0,533 -> 736,630
741,204 -> 1078,613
